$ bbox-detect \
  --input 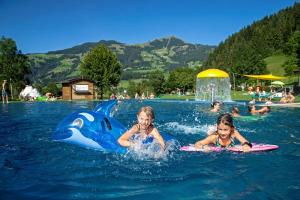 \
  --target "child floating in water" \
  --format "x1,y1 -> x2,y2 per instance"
118,106 -> 165,151
194,113 -> 252,152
